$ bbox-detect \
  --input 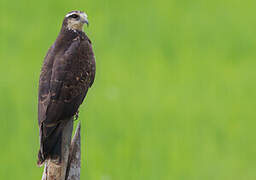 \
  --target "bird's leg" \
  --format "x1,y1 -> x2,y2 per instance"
74,110 -> 79,121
